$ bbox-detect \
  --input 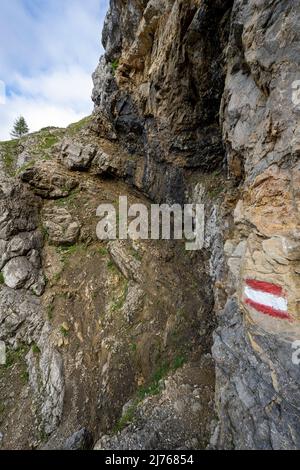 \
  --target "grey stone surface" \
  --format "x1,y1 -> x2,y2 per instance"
60,140 -> 96,171
3,257 -> 34,289
95,360 -> 214,450
212,299 -> 300,450
62,428 -> 93,450
20,161 -> 78,198
0,286 -> 43,345
26,323 -> 65,436
16,151 -> 32,169
42,205 -> 80,246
